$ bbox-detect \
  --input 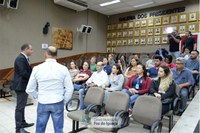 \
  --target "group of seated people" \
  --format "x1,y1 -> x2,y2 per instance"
66,50 -> 199,116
